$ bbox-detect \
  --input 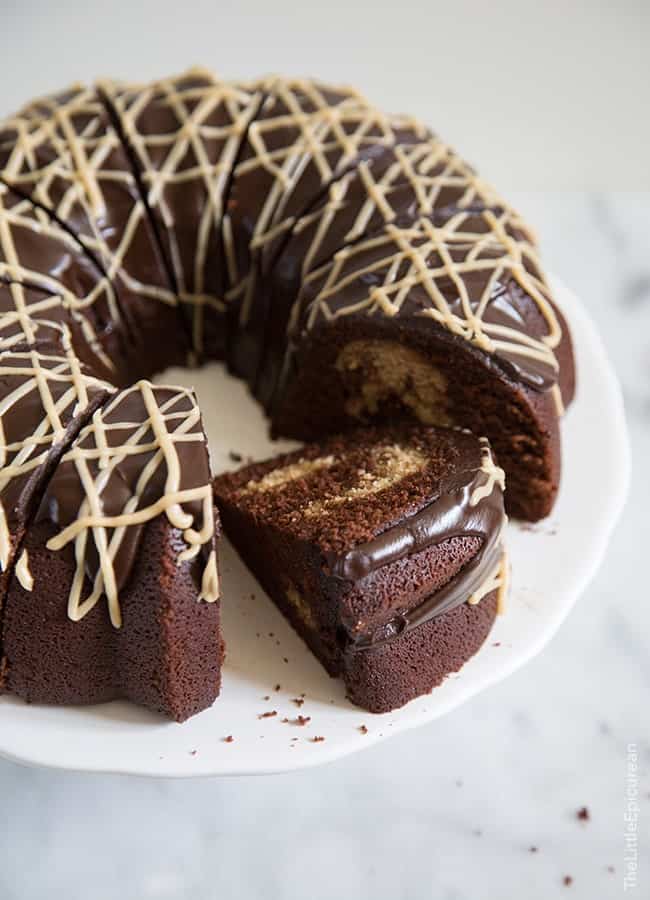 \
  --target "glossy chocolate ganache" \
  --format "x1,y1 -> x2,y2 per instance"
328,437 -> 508,652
